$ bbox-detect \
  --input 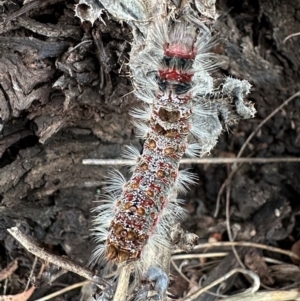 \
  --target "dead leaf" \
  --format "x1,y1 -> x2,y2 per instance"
291,240 -> 300,264
0,259 -> 18,282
